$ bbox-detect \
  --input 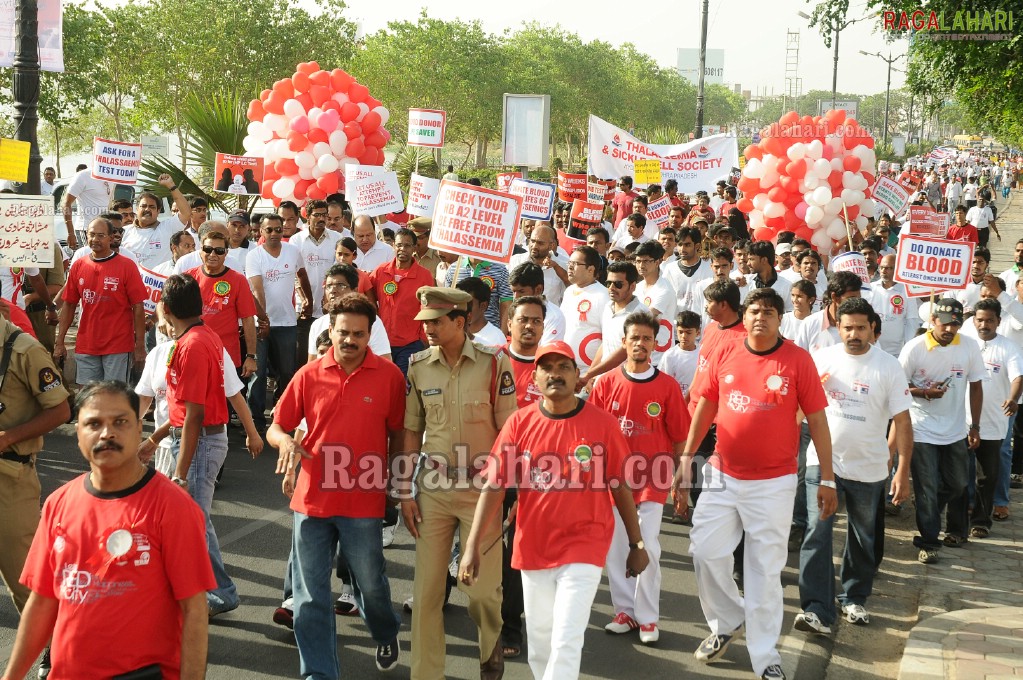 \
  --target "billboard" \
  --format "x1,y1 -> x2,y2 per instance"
817,99 -> 859,119
677,48 -> 725,86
